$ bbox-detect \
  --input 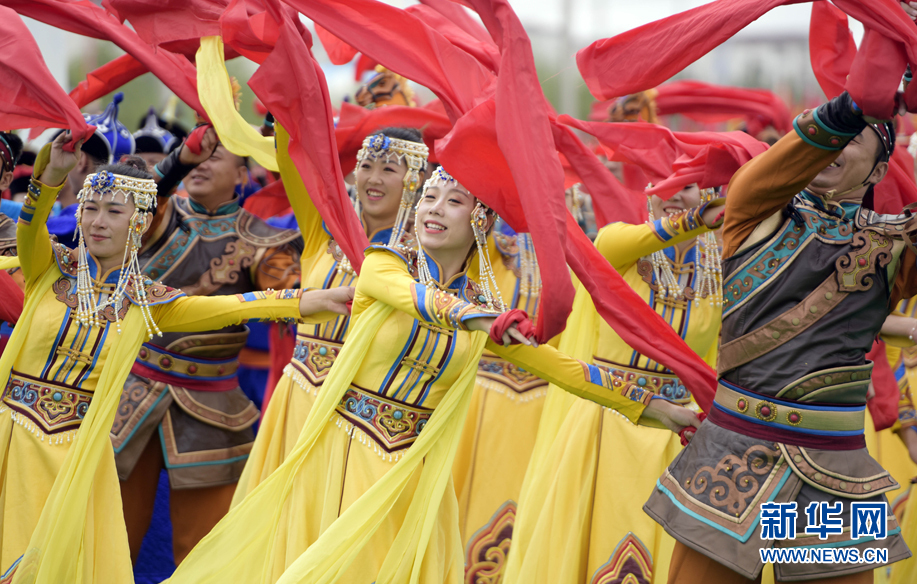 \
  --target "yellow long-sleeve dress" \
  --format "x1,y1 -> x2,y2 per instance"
505,203 -> 722,584
0,150 -> 321,584
232,125 -> 416,503
167,243 -> 659,584
453,226 -> 547,580
884,298 -> 917,584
